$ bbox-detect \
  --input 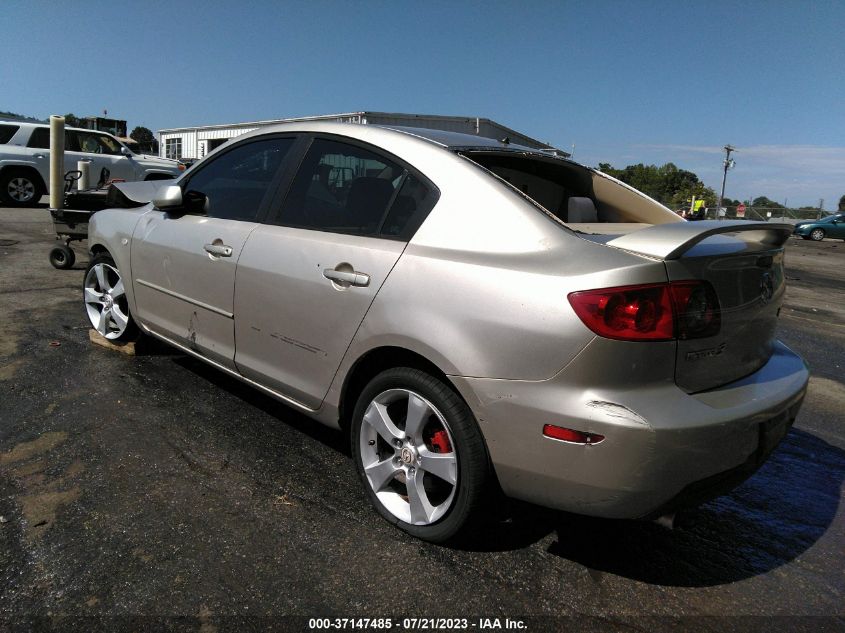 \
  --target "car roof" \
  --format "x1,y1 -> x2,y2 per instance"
229,120 -> 557,158
0,119 -> 113,134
